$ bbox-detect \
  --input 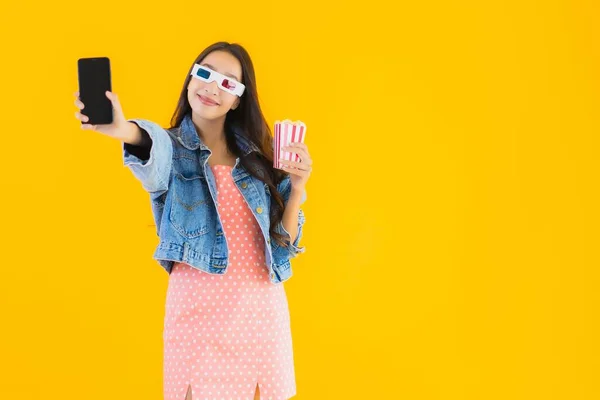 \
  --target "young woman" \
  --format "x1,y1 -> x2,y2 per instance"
73,42 -> 312,400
